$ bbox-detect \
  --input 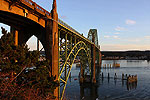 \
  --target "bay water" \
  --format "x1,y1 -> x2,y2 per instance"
65,60 -> 150,100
